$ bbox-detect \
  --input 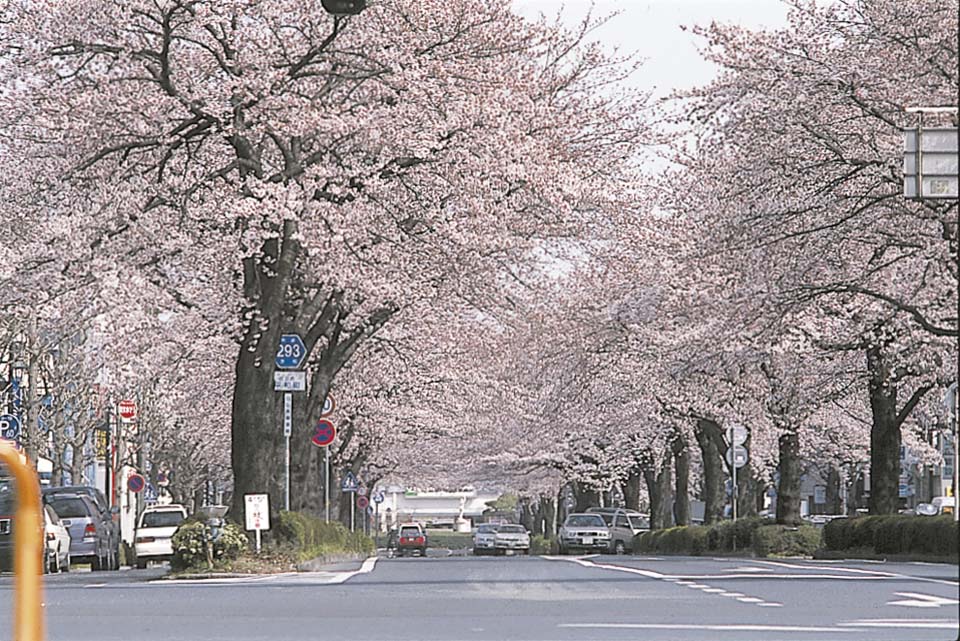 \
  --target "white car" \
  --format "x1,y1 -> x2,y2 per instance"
135,504 -> 187,569
472,524 -> 499,555
492,524 -> 530,555
43,504 -> 71,573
